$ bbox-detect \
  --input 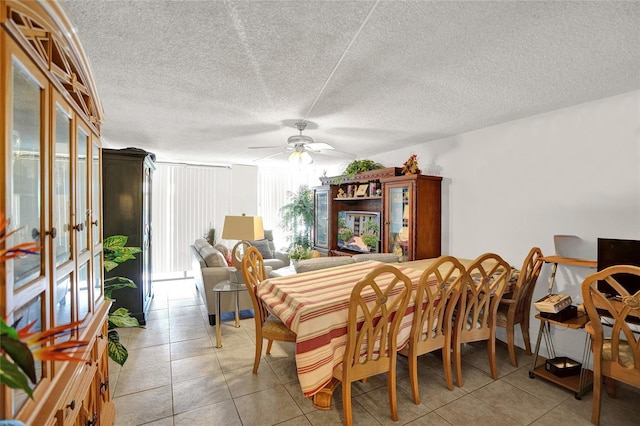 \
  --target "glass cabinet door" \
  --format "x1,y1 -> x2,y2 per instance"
91,142 -> 101,246
75,126 -> 90,254
386,184 -> 411,262
52,98 -> 73,267
9,58 -> 45,289
314,190 -> 329,248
